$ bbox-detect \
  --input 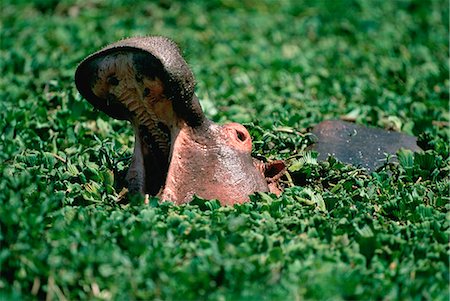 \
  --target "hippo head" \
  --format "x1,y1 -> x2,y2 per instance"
75,36 -> 285,205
